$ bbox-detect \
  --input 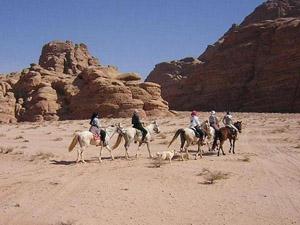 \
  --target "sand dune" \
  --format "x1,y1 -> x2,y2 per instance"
0,112 -> 299,225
